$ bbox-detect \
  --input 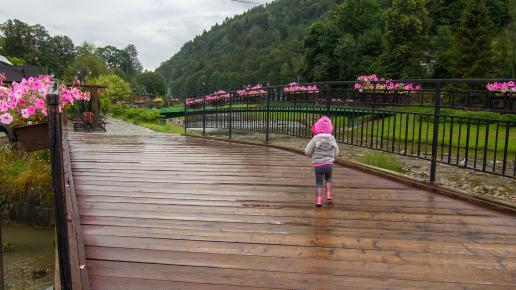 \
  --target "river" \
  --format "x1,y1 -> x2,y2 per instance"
2,223 -> 54,290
